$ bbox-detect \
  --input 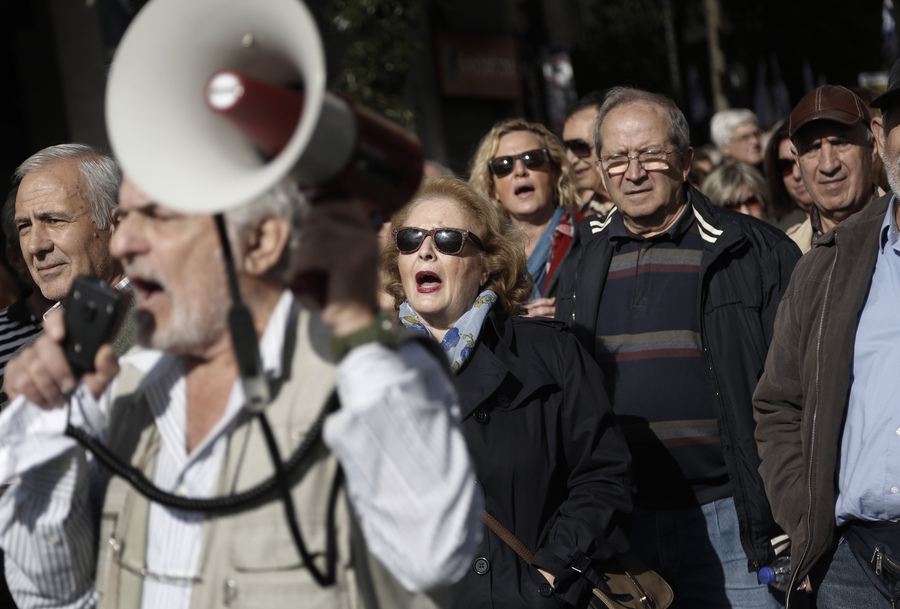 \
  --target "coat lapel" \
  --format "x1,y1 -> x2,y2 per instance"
454,342 -> 509,421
